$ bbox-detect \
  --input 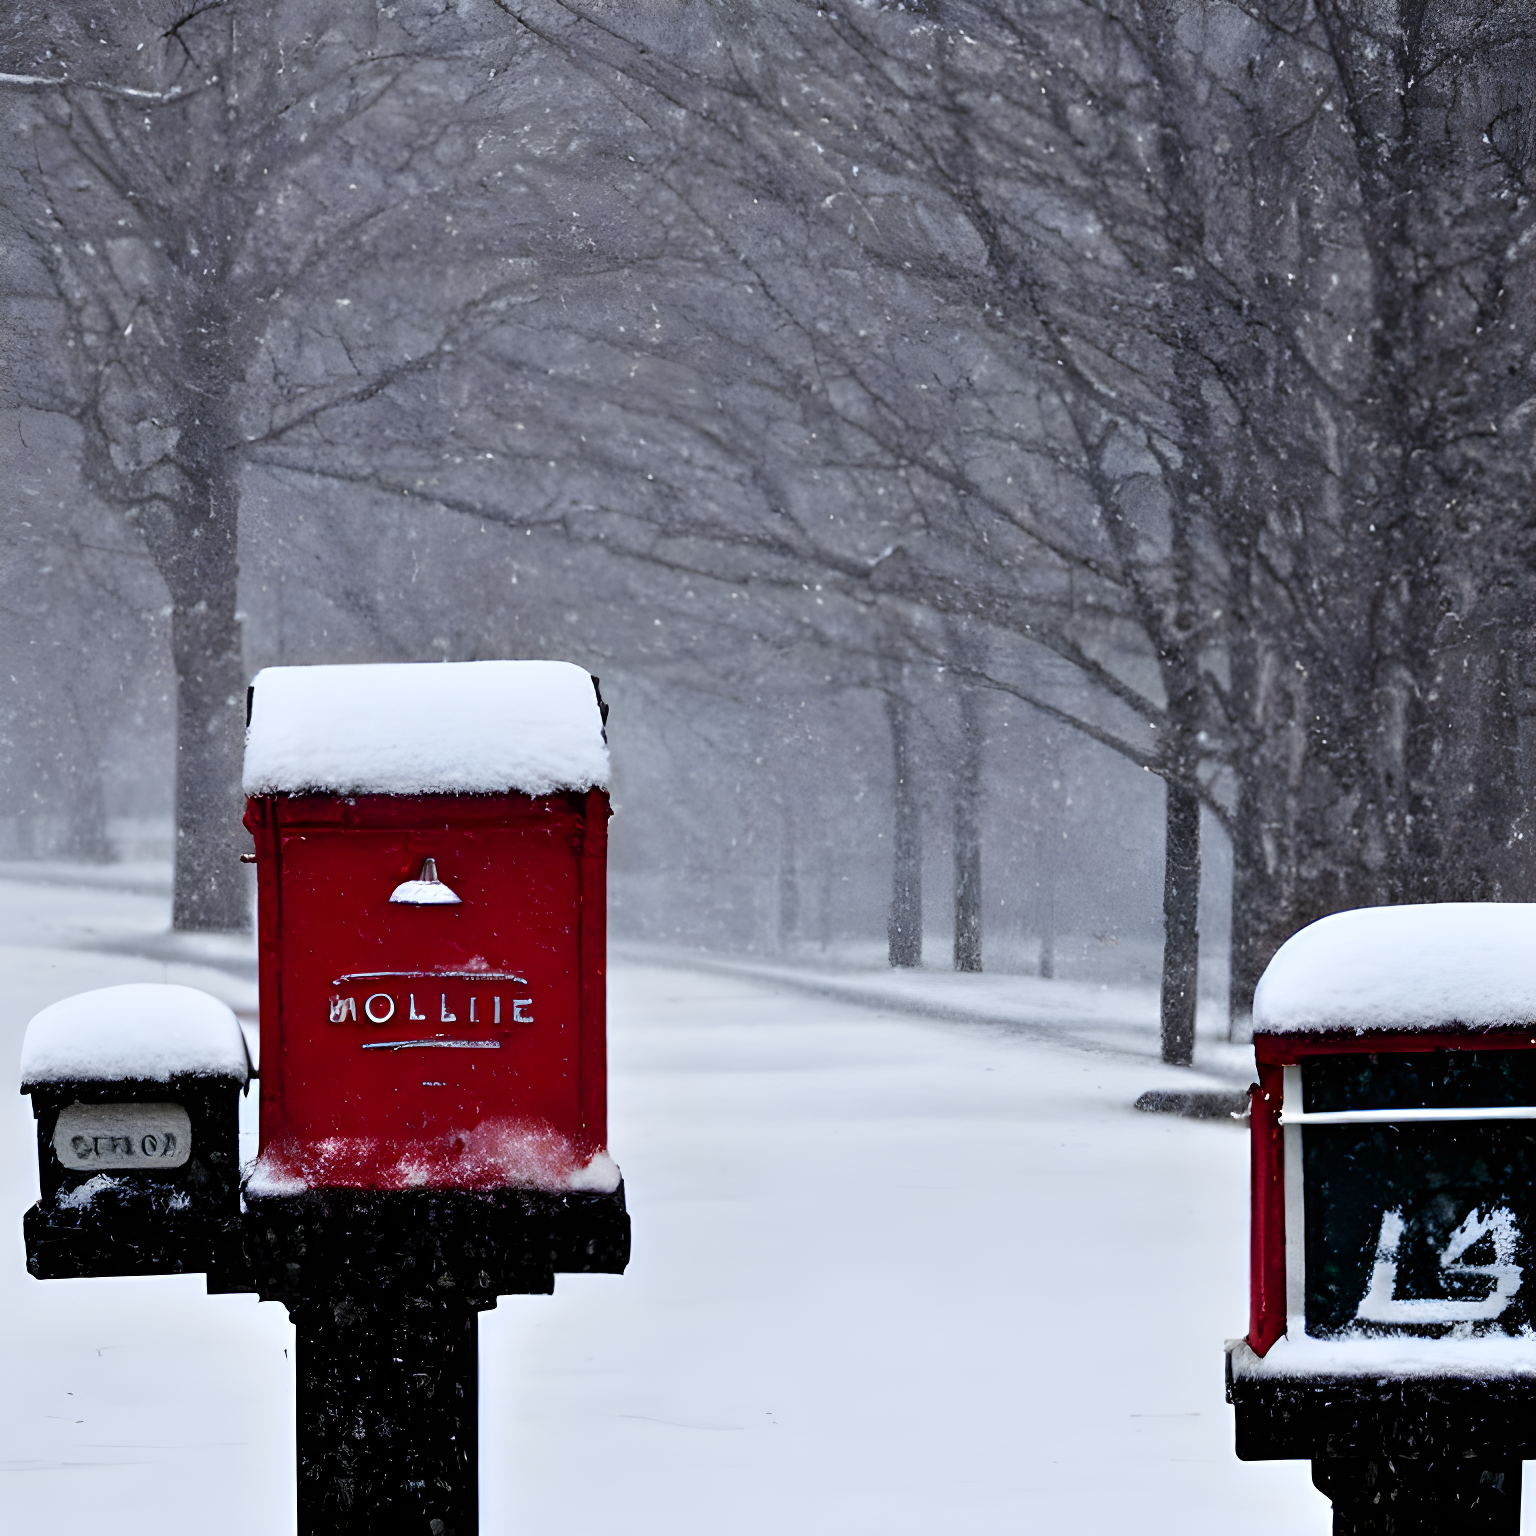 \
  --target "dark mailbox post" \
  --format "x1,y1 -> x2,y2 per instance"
242,659 -> 628,1536
21,982 -> 250,1286
1228,903 -> 1536,1534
